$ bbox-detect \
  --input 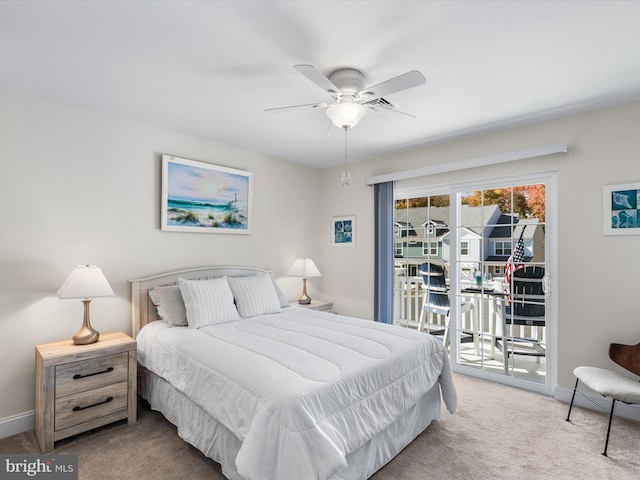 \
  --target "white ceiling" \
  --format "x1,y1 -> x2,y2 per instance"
2,1 -> 640,169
